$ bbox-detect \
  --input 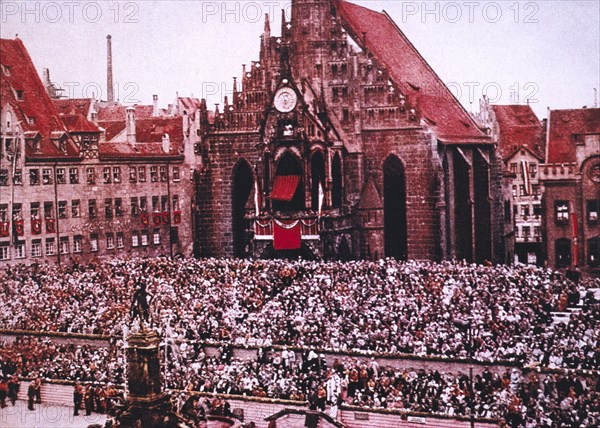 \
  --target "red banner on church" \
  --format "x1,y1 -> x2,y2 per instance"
273,219 -> 301,250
